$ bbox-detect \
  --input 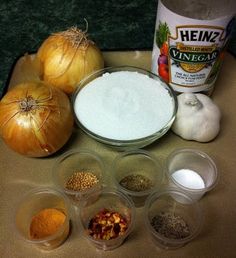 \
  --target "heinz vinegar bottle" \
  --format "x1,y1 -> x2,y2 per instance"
152,0 -> 236,95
